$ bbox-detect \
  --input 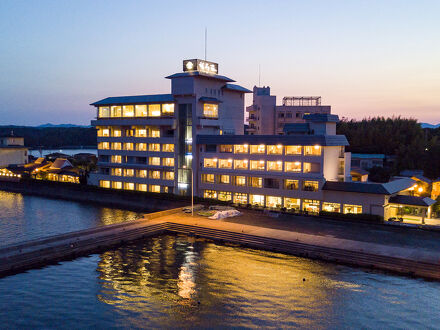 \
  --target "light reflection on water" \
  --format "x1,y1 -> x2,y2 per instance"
1,234 -> 439,328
